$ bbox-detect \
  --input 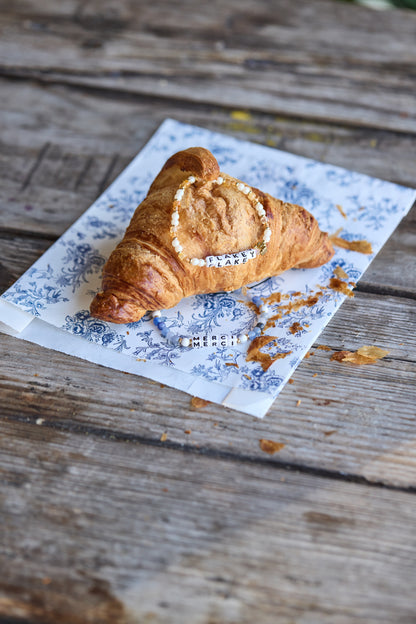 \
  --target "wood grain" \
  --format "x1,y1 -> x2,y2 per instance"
1,420 -> 416,624
1,0 -> 416,621
1,289 -> 415,487
0,0 -> 415,133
